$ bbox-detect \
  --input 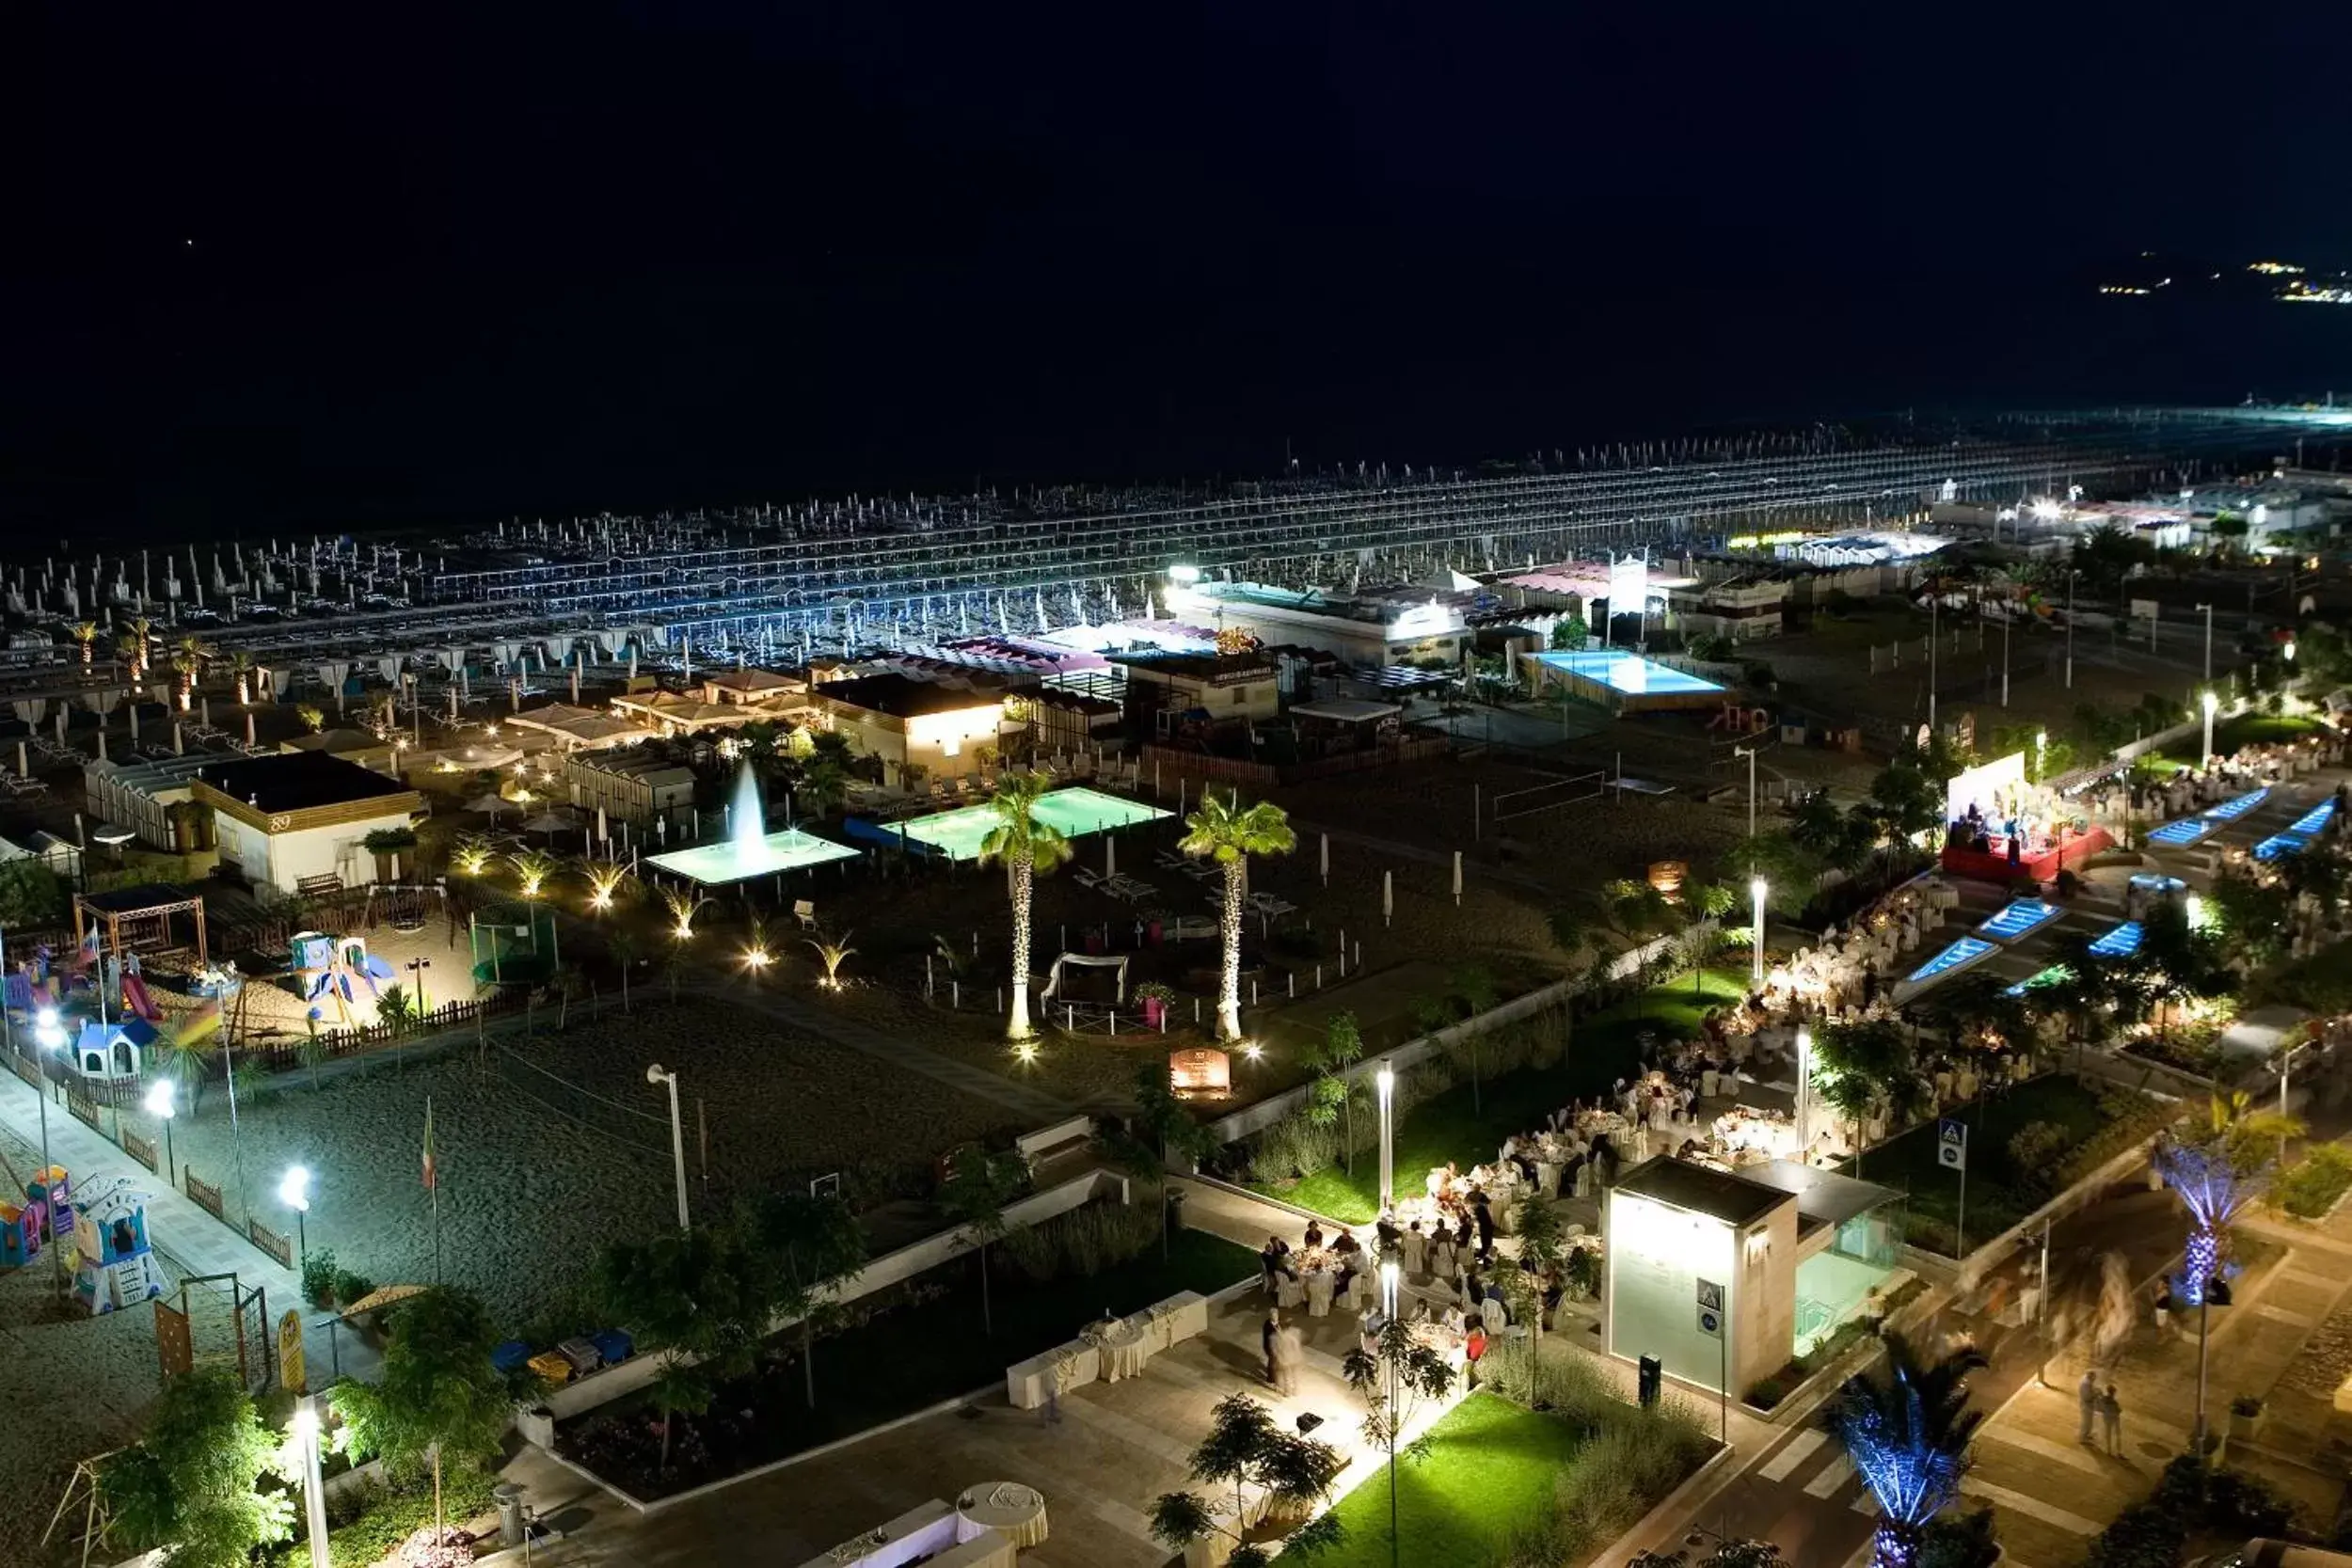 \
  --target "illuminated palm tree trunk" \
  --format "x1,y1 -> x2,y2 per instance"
1217,859 -> 1246,1040
1007,852 -> 1035,1038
